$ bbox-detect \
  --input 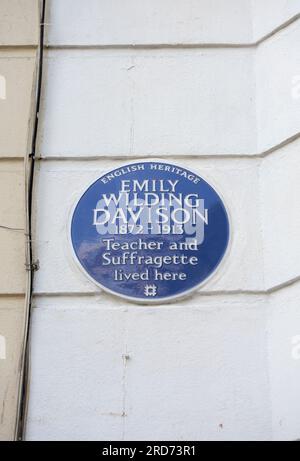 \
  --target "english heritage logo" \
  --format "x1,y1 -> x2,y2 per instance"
70,161 -> 230,303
